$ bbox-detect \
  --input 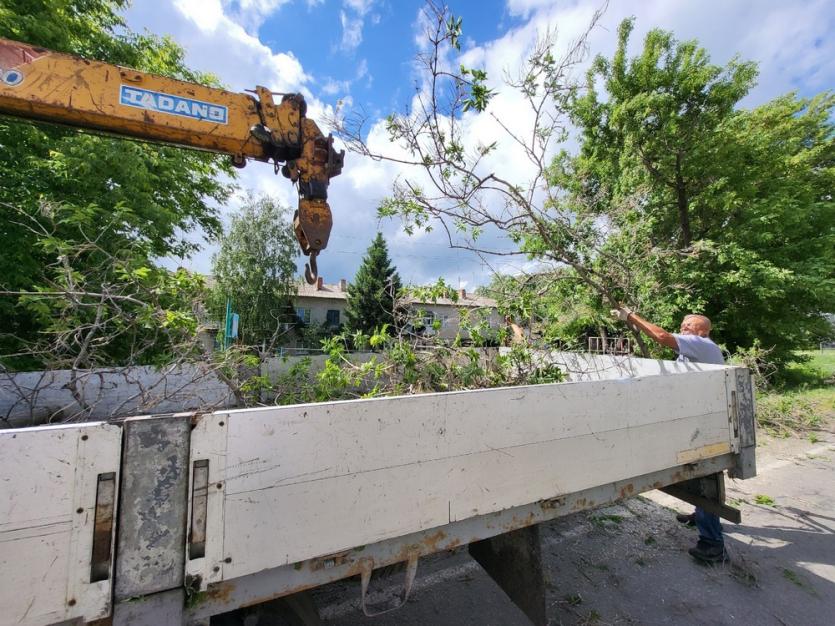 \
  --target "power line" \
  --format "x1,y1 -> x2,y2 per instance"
326,248 -> 487,264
